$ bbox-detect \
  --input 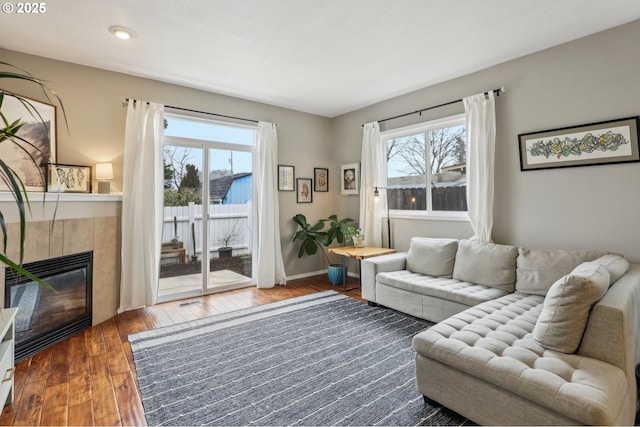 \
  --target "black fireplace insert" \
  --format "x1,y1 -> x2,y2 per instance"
4,251 -> 93,361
